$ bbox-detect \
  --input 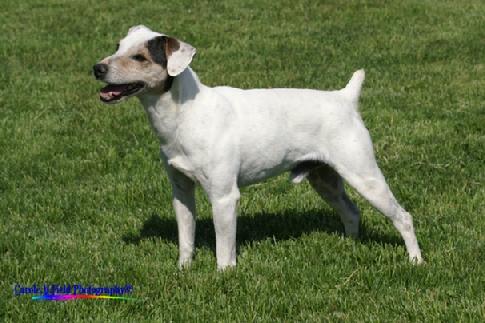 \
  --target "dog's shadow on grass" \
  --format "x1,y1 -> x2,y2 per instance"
122,210 -> 402,251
